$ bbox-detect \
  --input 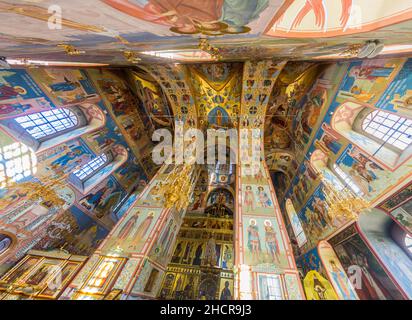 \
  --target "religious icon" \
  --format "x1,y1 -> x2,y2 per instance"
219,280 -> 232,300
203,233 -> 218,266
221,245 -> 233,269
257,186 -> 272,207
328,259 -> 357,300
243,185 -> 255,211
193,244 -> 203,266
264,220 -> 281,264
247,219 -> 261,262
25,263 -> 55,286
303,270 -> 338,300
